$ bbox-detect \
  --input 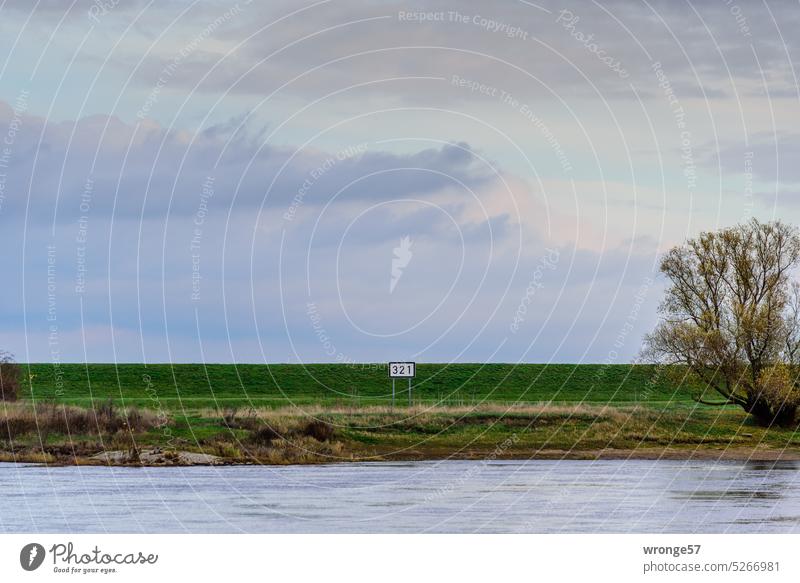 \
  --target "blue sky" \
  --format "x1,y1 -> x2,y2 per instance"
1,0 -> 798,364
